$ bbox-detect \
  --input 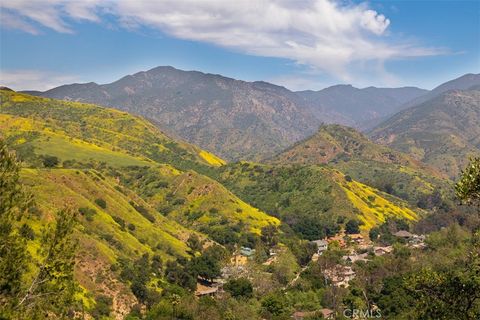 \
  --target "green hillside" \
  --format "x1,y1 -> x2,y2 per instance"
0,90 -> 224,171
0,90 -> 280,318
271,124 -> 453,209
0,89 -> 279,239
216,163 -> 421,239
370,88 -> 480,178
18,167 -> 195,318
